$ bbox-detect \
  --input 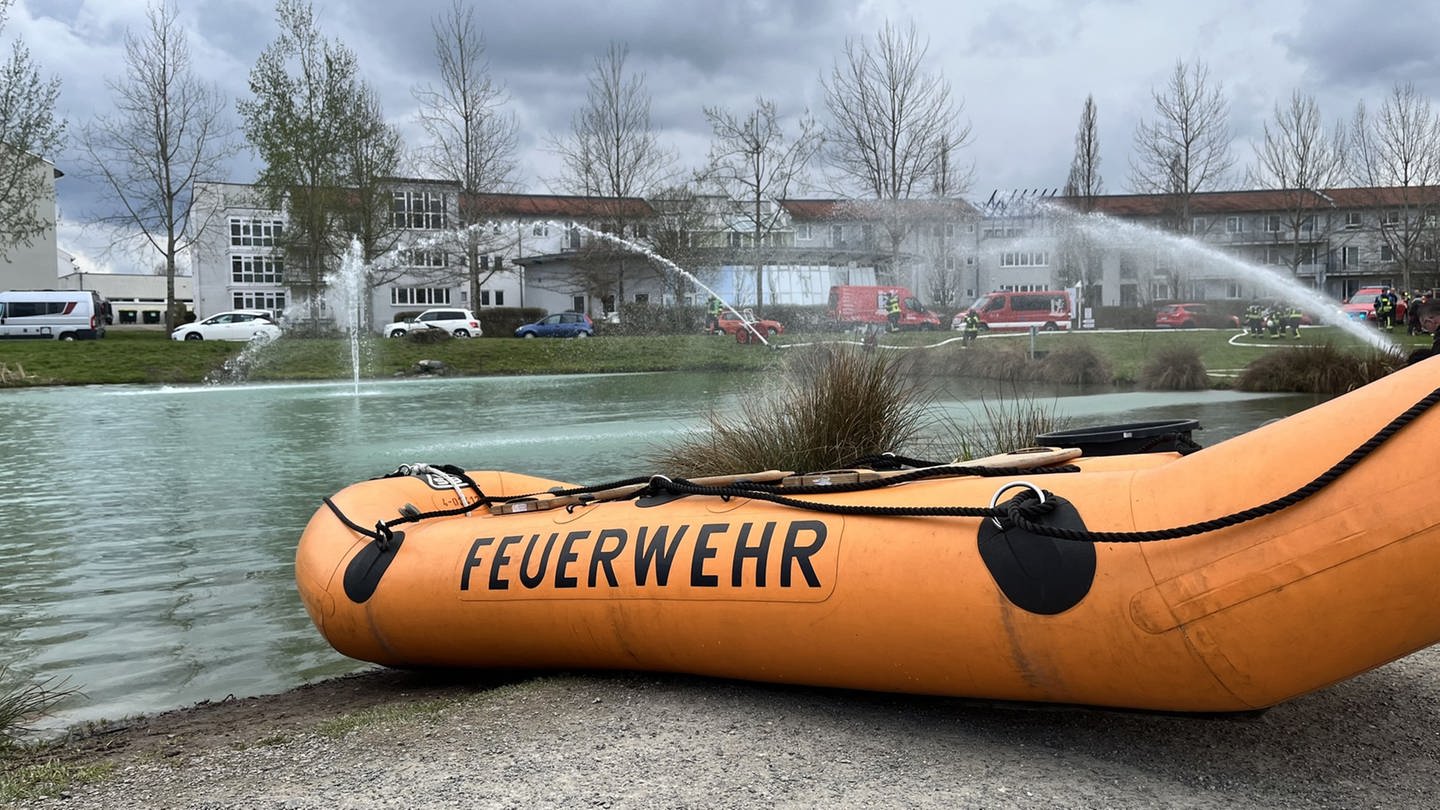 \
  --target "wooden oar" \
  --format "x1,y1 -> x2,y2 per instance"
781,447 -> 1081,487
490,469 -> 794,515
